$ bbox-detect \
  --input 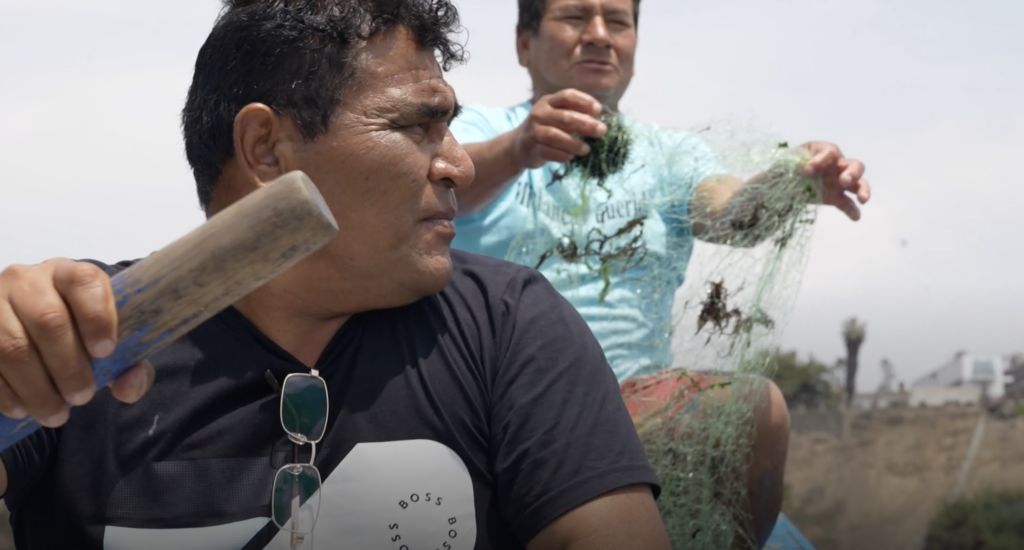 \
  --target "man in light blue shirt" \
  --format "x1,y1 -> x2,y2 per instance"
451,0 -> 871,547
453,103 -> 726,382
451,2 -> 869,385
